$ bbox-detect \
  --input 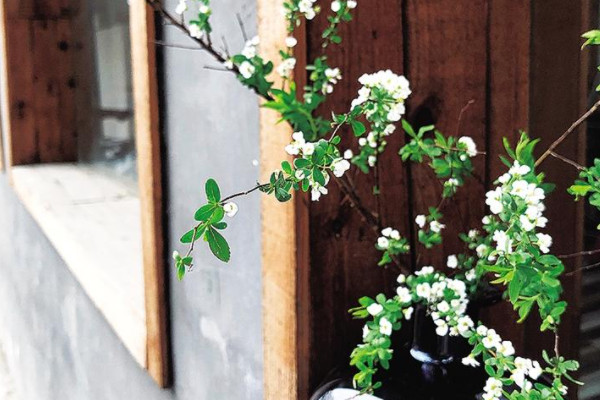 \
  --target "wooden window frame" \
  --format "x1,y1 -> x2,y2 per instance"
0,0 -> 169,387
